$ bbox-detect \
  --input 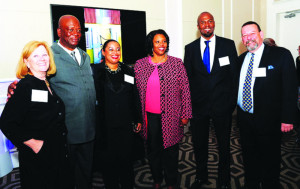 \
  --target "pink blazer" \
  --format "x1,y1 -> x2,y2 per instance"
134,55 -> 192,148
